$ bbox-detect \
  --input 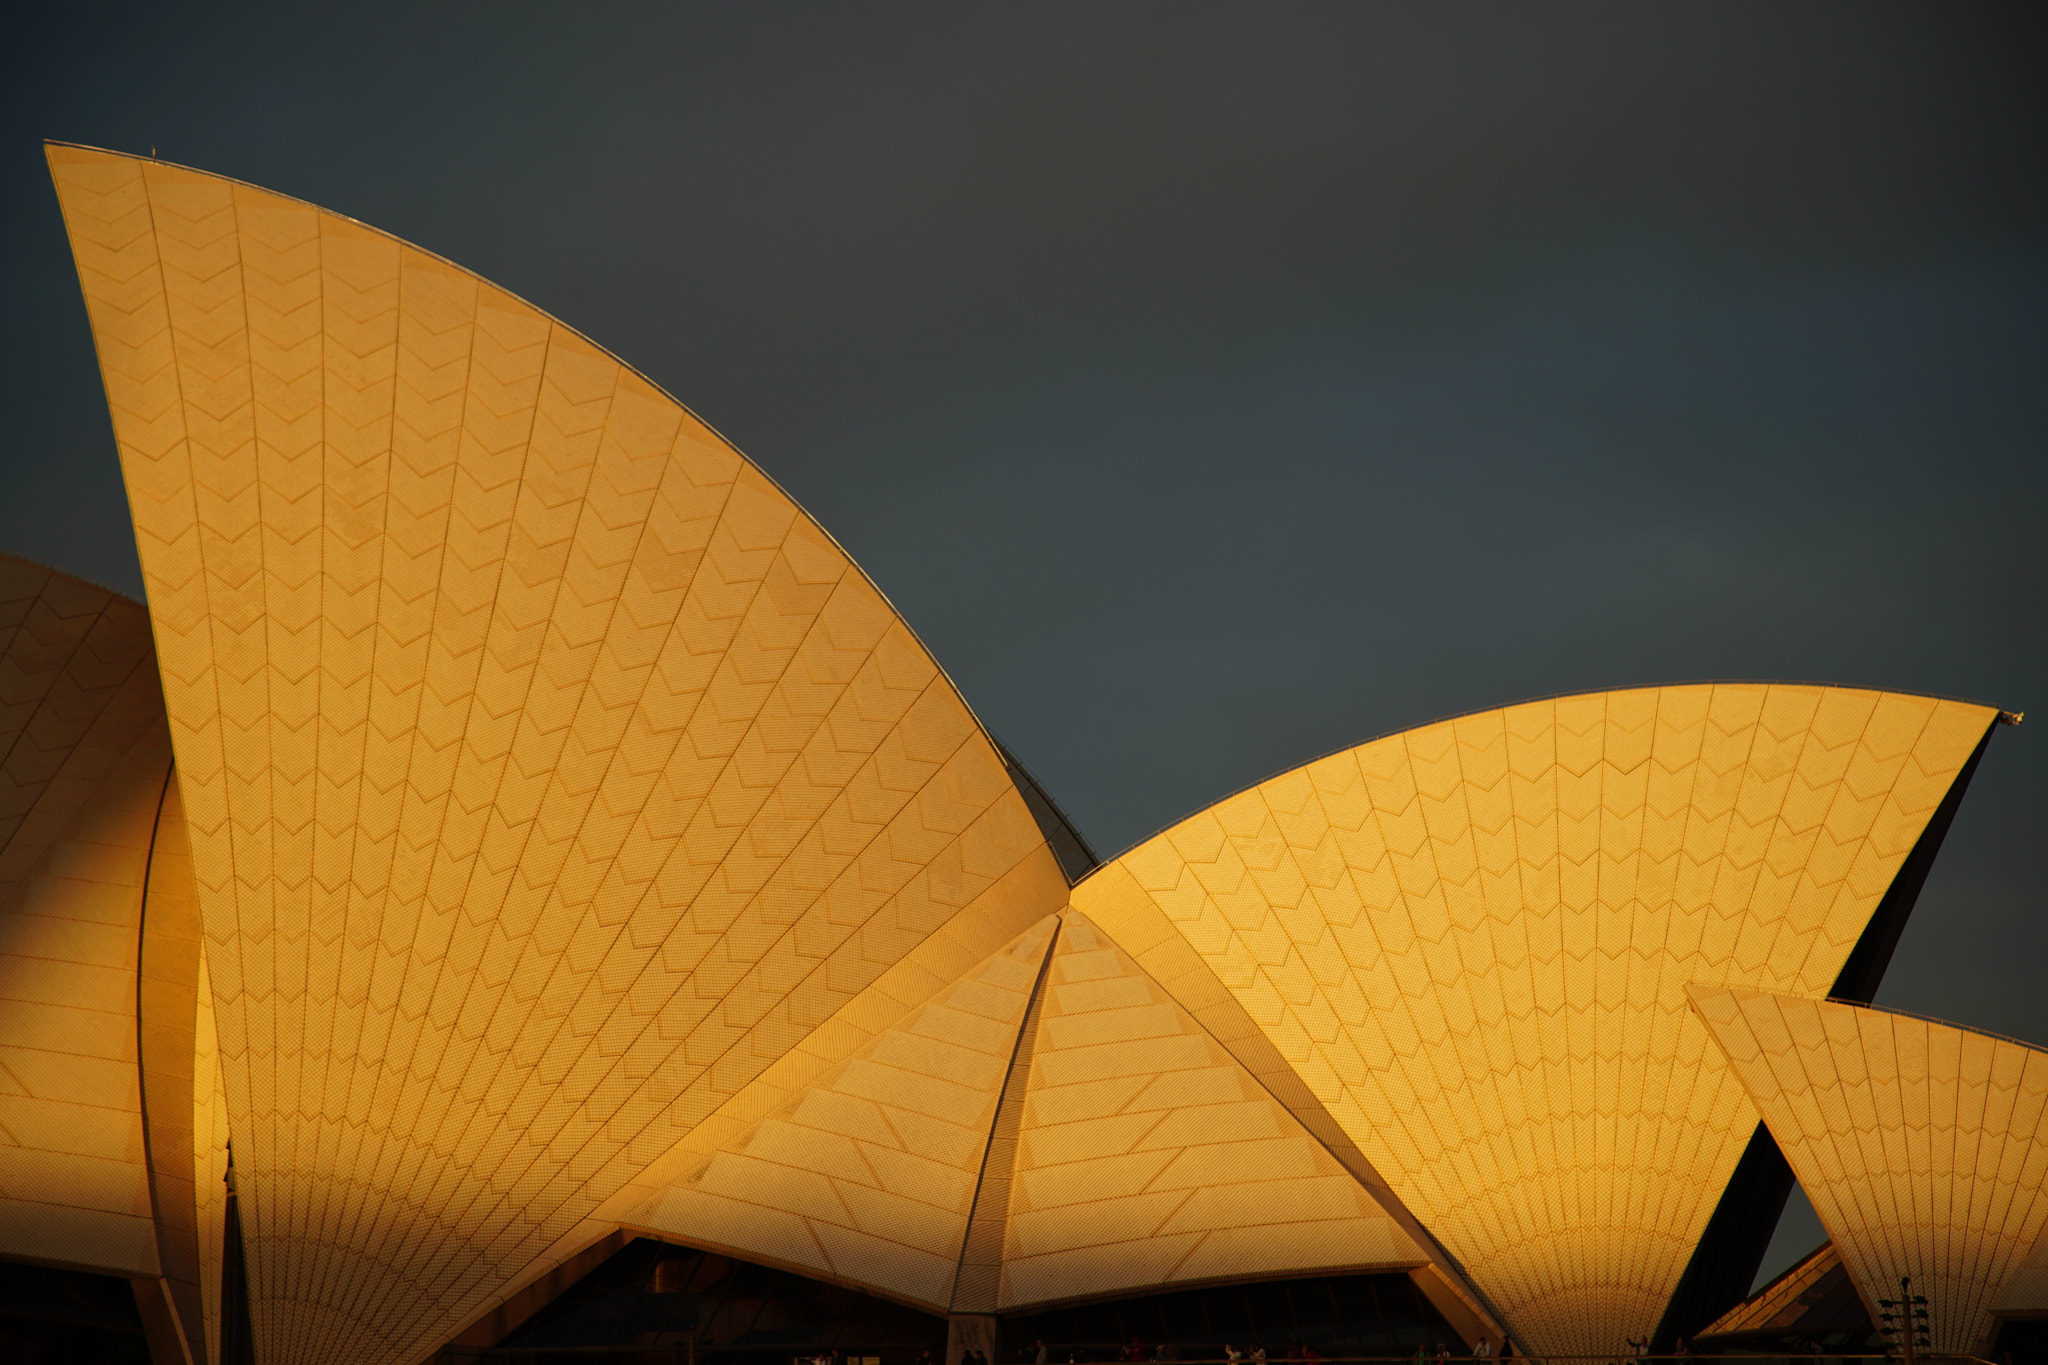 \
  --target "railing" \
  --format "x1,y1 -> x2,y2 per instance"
1003,1357 -> 1987,1365
449,1353 -> 2000,1365
1001,1358 -> 1999,1365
